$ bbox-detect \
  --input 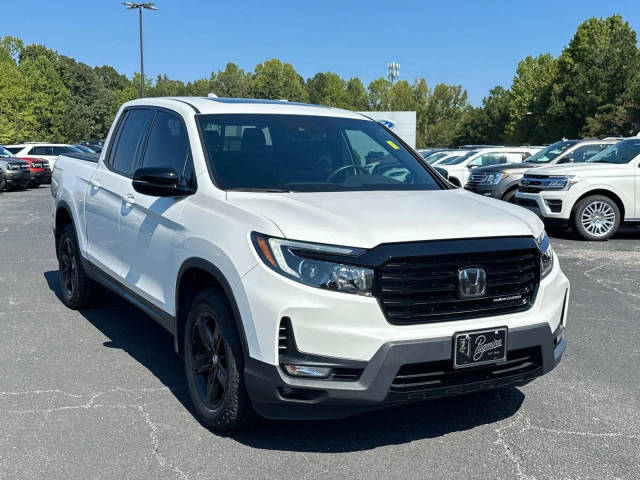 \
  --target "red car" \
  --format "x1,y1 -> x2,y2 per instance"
19,156 -> 51,186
